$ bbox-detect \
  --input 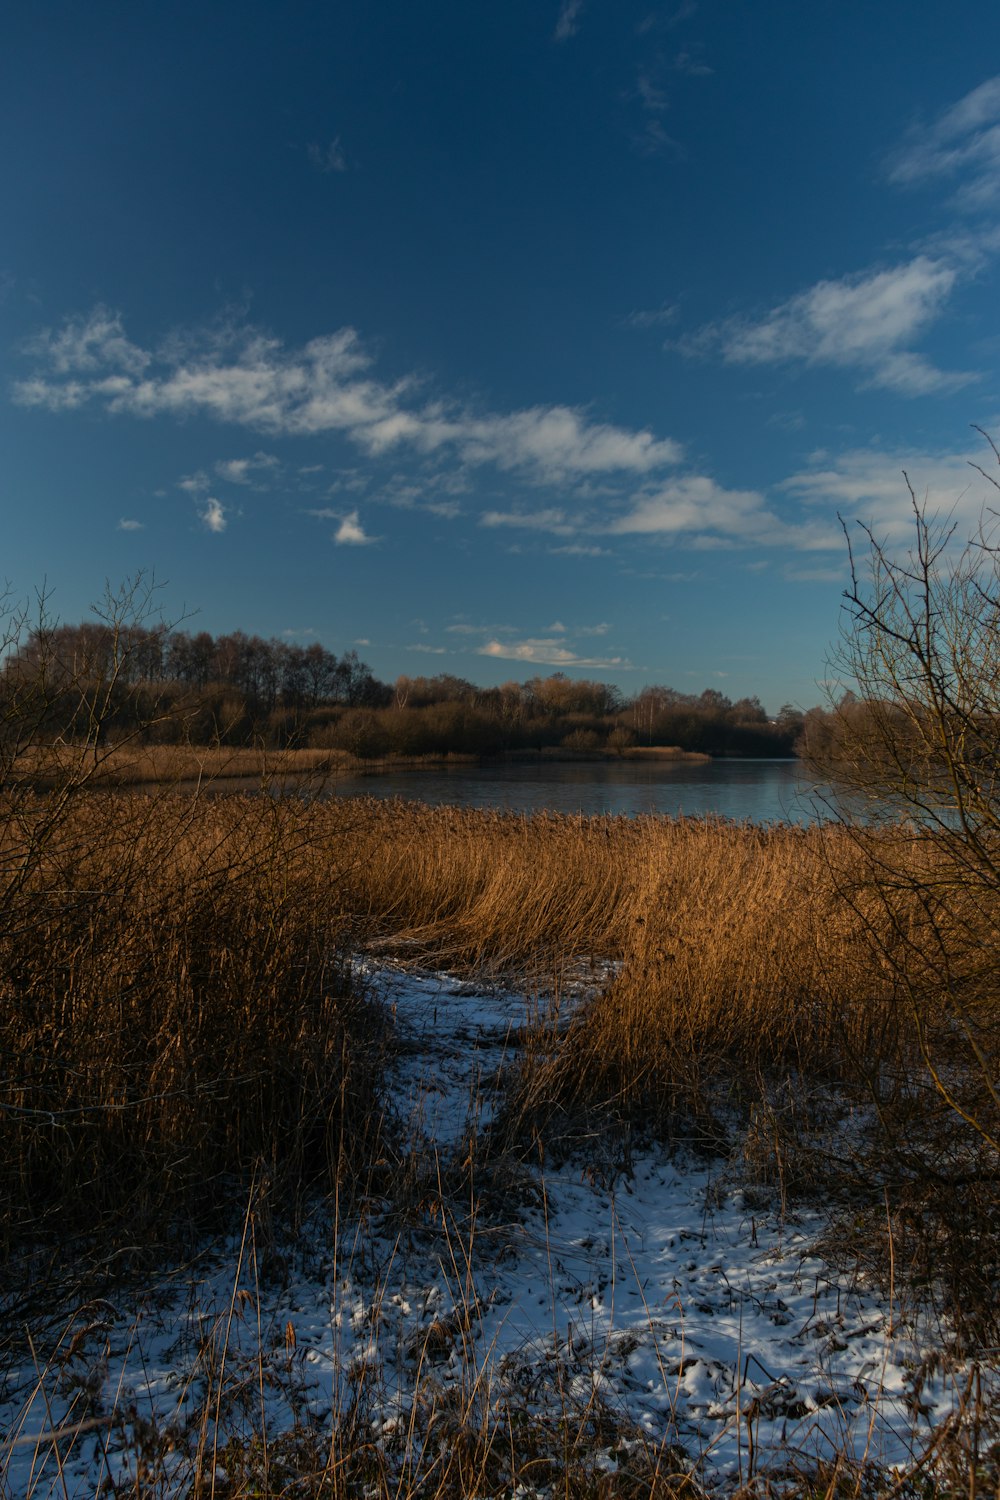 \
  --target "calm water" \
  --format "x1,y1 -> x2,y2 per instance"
329,758 -> 829,824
